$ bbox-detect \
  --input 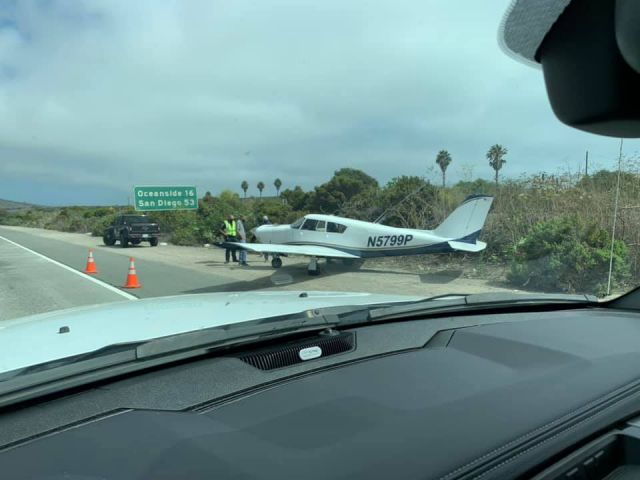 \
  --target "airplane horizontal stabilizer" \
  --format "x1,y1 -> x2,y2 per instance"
448,240 -> 487,253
